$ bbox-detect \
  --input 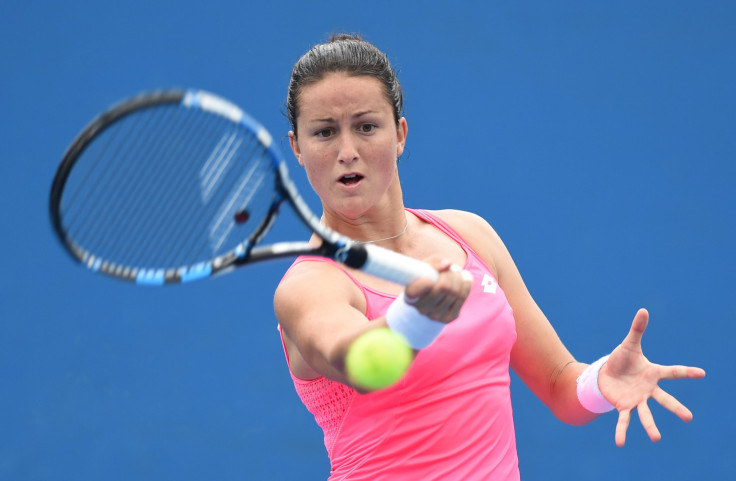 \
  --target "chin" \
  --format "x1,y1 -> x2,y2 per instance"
329,201 -> 372,220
